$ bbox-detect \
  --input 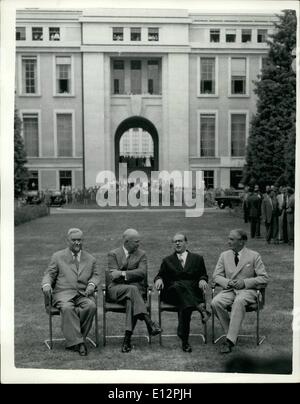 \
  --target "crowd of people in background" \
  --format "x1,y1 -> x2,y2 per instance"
241,184 -> 295,246
26,181 -> 295,247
